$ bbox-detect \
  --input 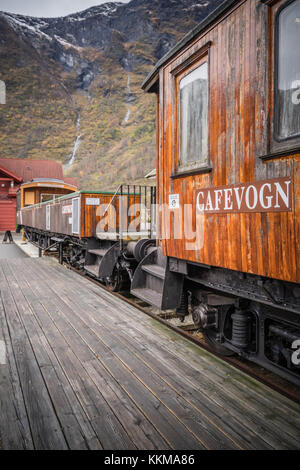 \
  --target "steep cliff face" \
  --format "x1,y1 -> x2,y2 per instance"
0,0 -> 223,189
